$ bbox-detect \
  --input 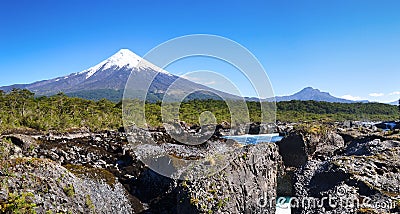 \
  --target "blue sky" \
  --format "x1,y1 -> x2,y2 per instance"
0,0 -> 399,102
